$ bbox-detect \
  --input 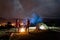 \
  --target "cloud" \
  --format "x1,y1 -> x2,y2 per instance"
32,0 -> 60,18
0,0 -> 60,19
